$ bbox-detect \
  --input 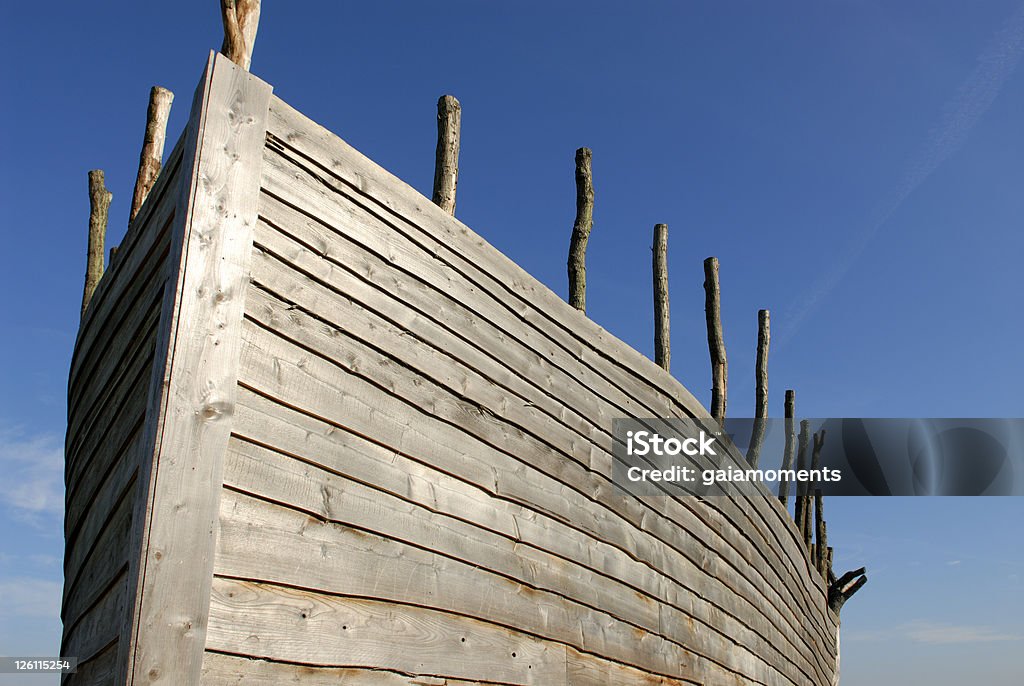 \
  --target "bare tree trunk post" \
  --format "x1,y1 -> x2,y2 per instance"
567,147 -> 594,312
829,567 -> 868,613
432,95 -> 462,215
81,170 -> 111,318
793,419 -> 810,525
652,223 -> 670,371
815,489 -> 828,577
778,389 -> 796,504
746,309 -> 770,466
220,0 -> 261,70
704,257 -> 728,425
129,87 -> 174,222
804,429 -> 825,549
